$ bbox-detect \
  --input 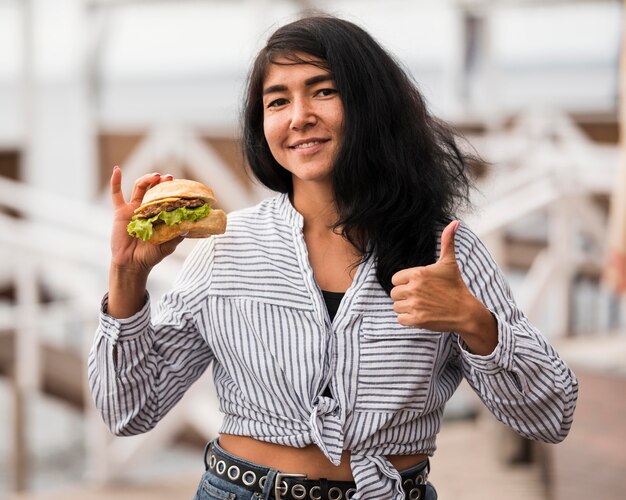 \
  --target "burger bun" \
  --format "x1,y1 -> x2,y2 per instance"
142,179 -> 216,208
